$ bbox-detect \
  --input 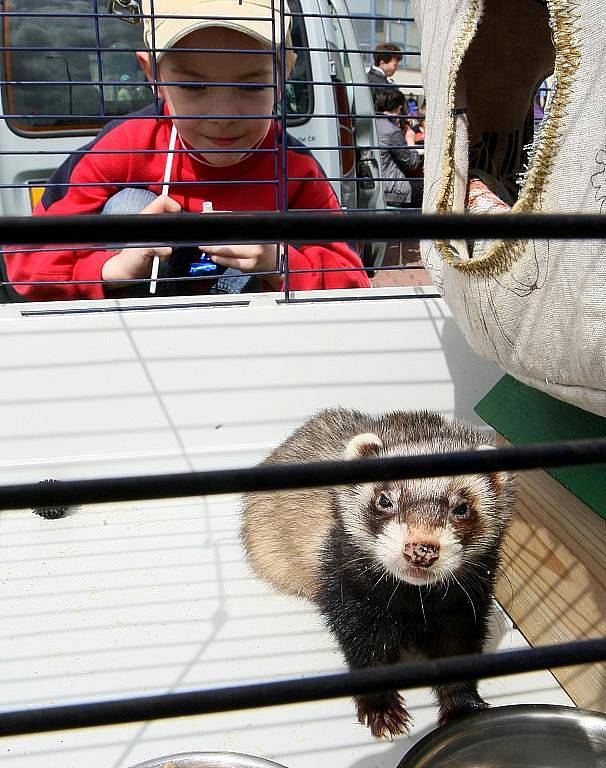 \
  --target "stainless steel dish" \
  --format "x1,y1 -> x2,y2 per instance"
398,704 -> 606,767
128,752 -> 288,768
